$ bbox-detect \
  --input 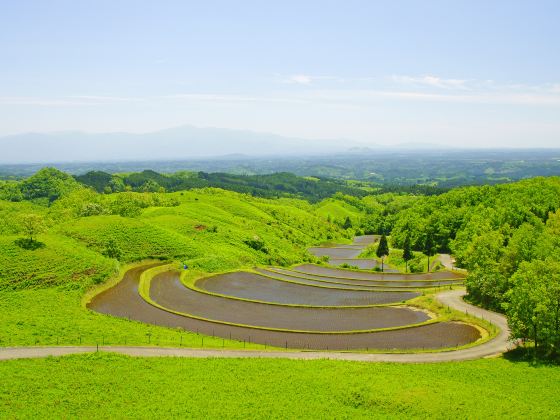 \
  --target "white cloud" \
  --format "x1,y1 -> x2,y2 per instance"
392,74 -> 469,89
287,74 -> 313,84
